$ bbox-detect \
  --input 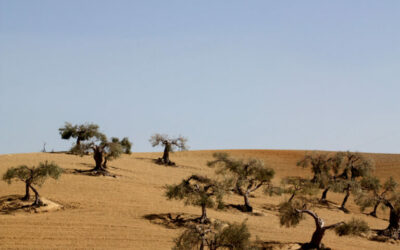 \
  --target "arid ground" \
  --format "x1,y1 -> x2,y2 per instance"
0,150 -> 399,249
